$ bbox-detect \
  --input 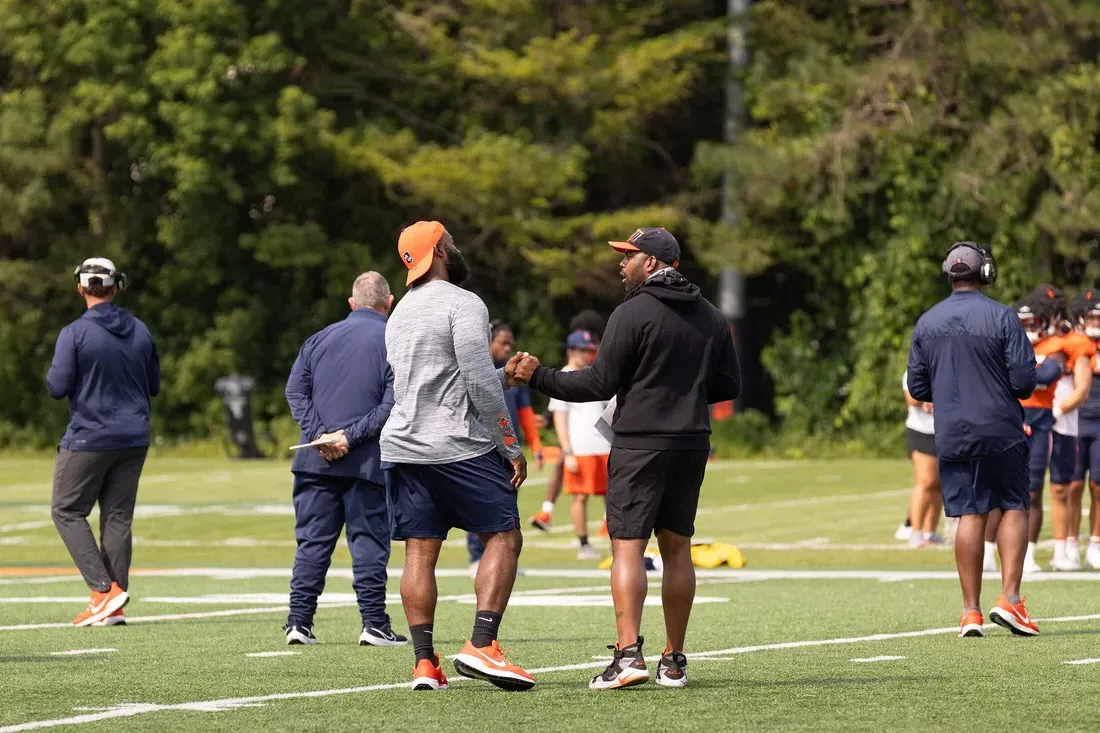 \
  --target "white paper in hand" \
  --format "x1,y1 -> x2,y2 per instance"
594,396 -> 617,444
288,436 -> 341,451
